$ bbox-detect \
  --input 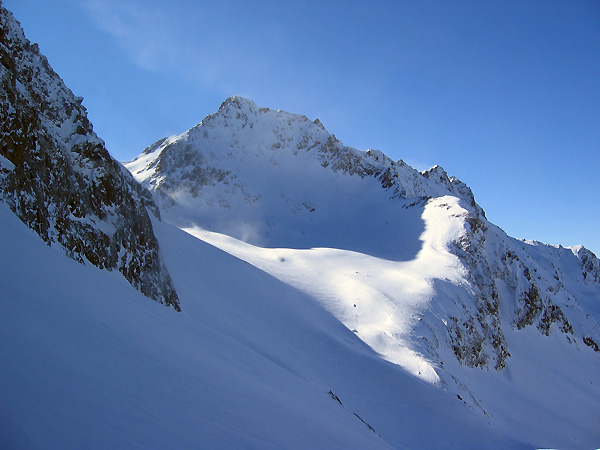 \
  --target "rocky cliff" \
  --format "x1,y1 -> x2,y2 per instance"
0,3 -> 179,309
